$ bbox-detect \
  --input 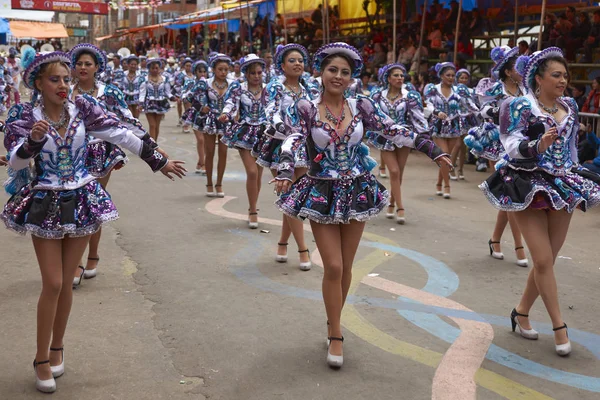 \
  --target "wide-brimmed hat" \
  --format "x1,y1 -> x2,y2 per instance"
378,63 -> 406,86
455,68 -> 471,83
274,43 -> 309,75
490,46 -> 519,79
515,47 -> 564,90
69,43 -> 107,74
434,61 -> 456,77
193,59 -> 209,73
240,54 -> 266,74
22,50 -> 71,90
147,57 -> 164,68
209,53 -> 232,69
313,42 -> 363,78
